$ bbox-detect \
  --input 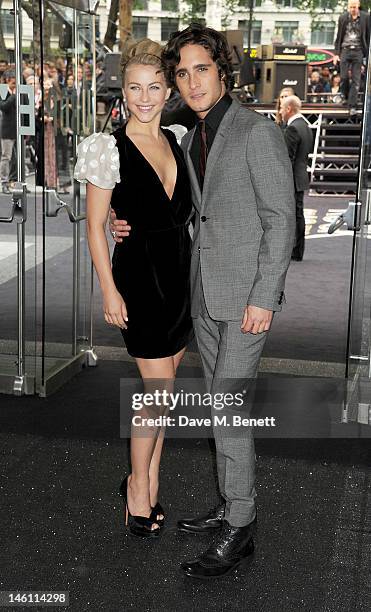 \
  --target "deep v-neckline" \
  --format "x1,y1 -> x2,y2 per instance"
124,125 -> 178,202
